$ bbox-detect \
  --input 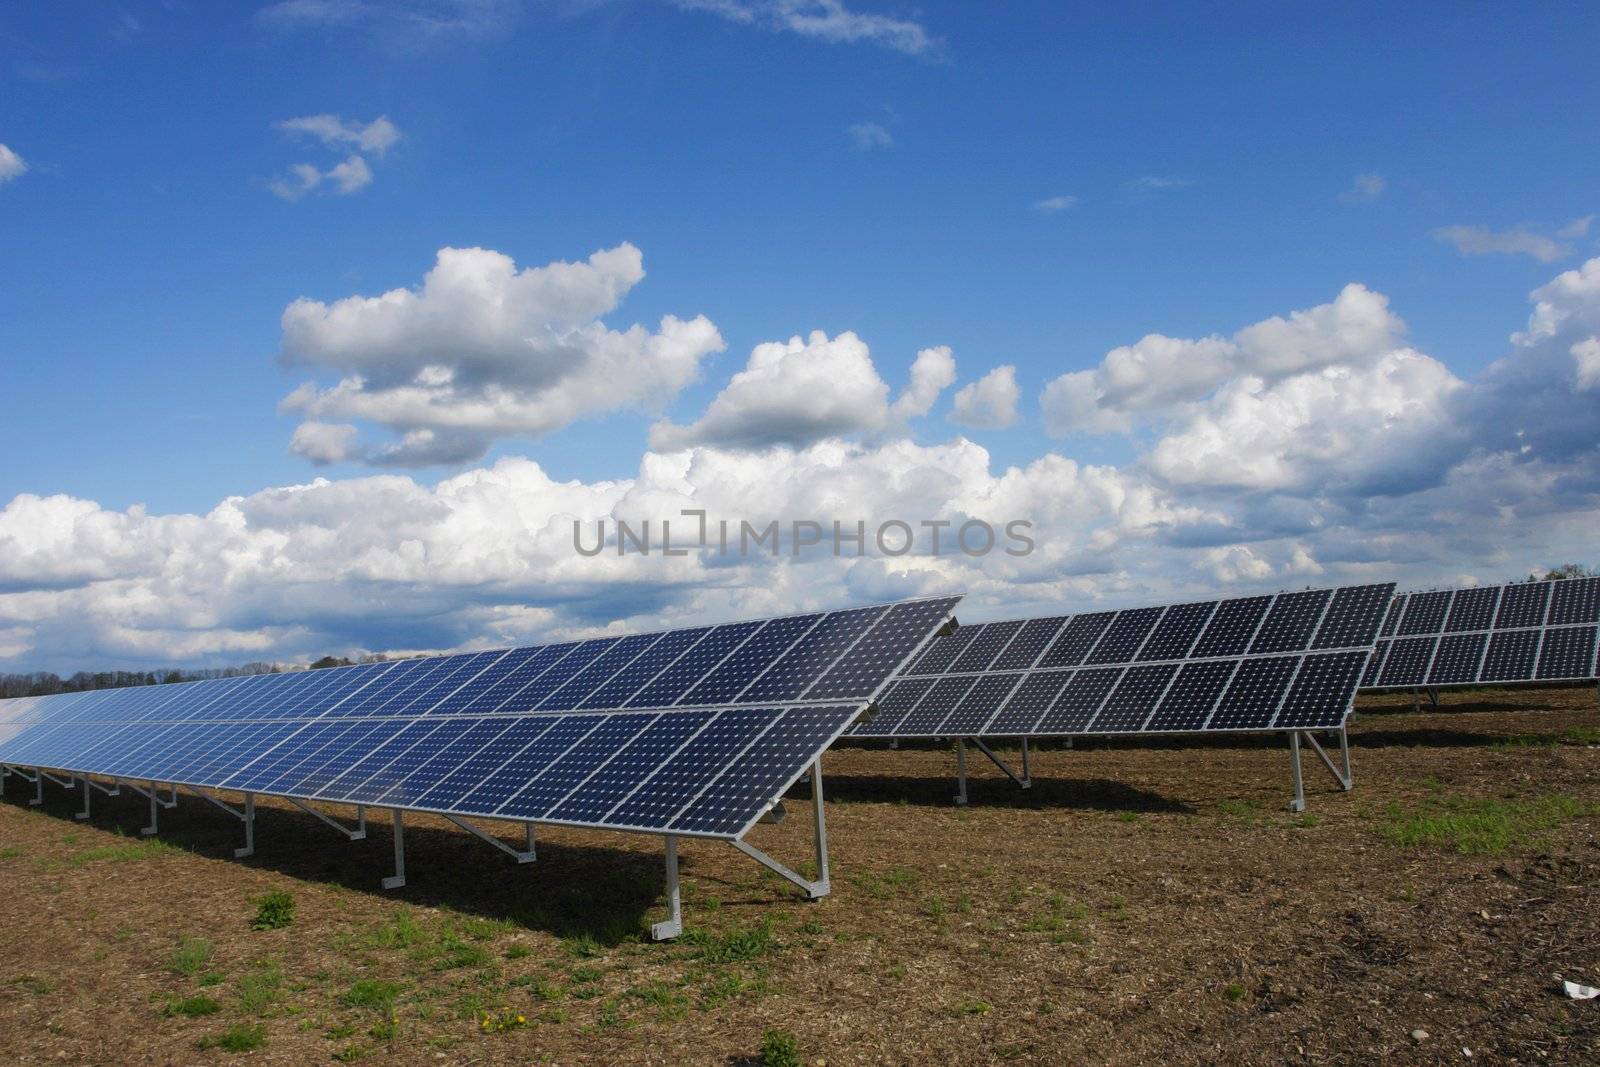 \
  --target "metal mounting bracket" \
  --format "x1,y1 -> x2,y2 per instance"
184,786 -> 255,857
382,808 -> 406,890
971,738 -> 1032,791
441,814 -> 536,863
285,798 -> 368,841
1287,727 -> 1353,812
